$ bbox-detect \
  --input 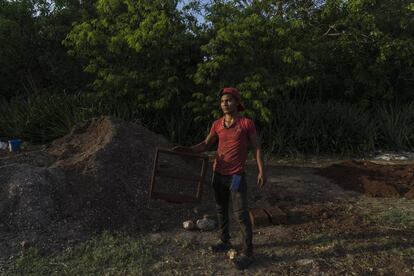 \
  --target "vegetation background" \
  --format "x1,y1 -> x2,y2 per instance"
1,0 -> 413,155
